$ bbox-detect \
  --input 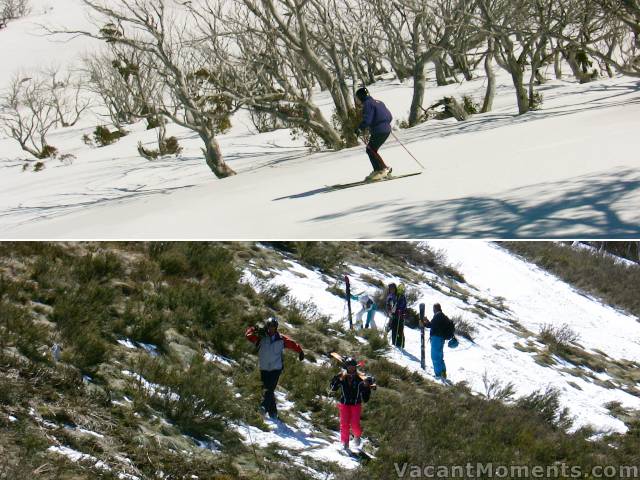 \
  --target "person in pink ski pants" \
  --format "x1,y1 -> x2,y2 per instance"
329,356 -> 373,450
